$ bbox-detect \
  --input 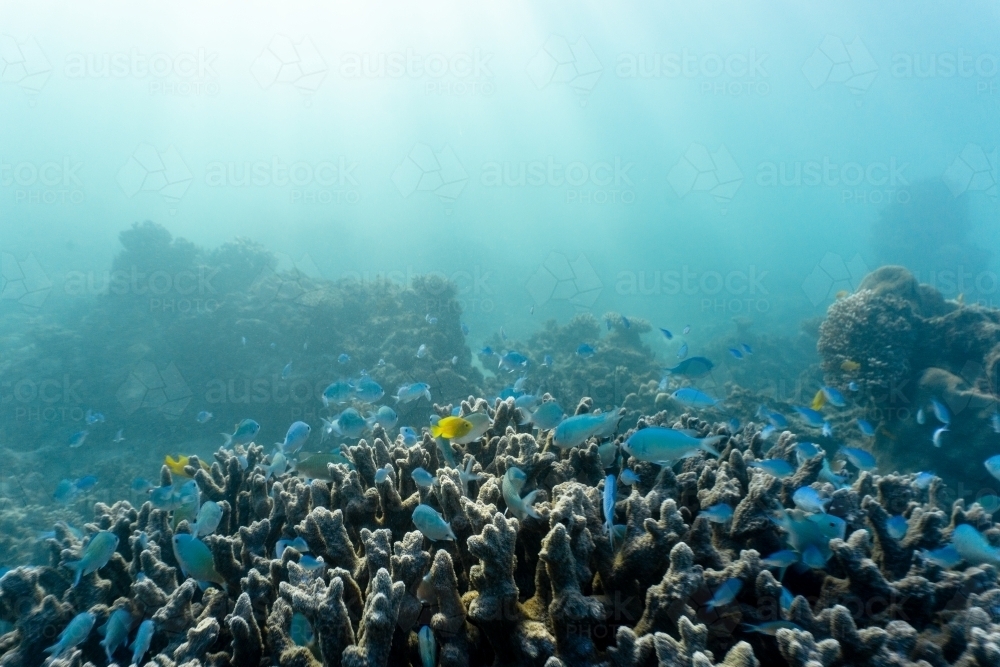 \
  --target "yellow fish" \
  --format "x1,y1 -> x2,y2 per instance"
835,290 -> 850,299
810,389 -> 826,411
165,455 -> 211,478
430,416 -> 473,440
840,359 -> 860,372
